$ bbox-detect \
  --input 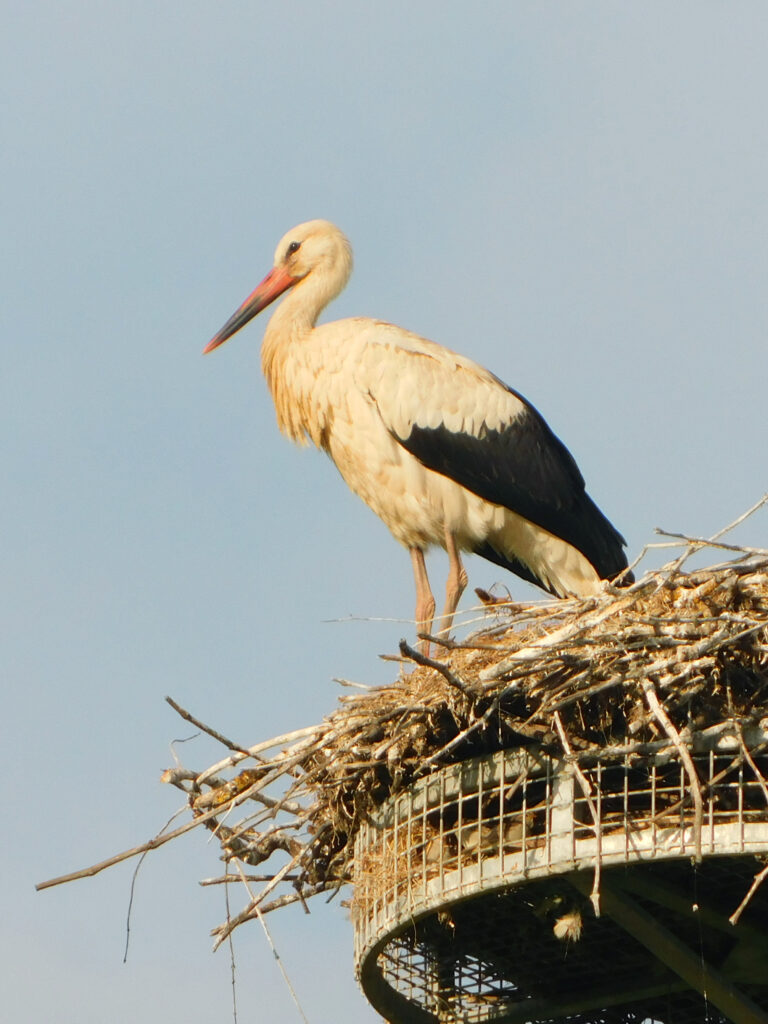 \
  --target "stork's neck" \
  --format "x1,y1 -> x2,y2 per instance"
260,256 -> 350,446
264,251 -> 349,347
